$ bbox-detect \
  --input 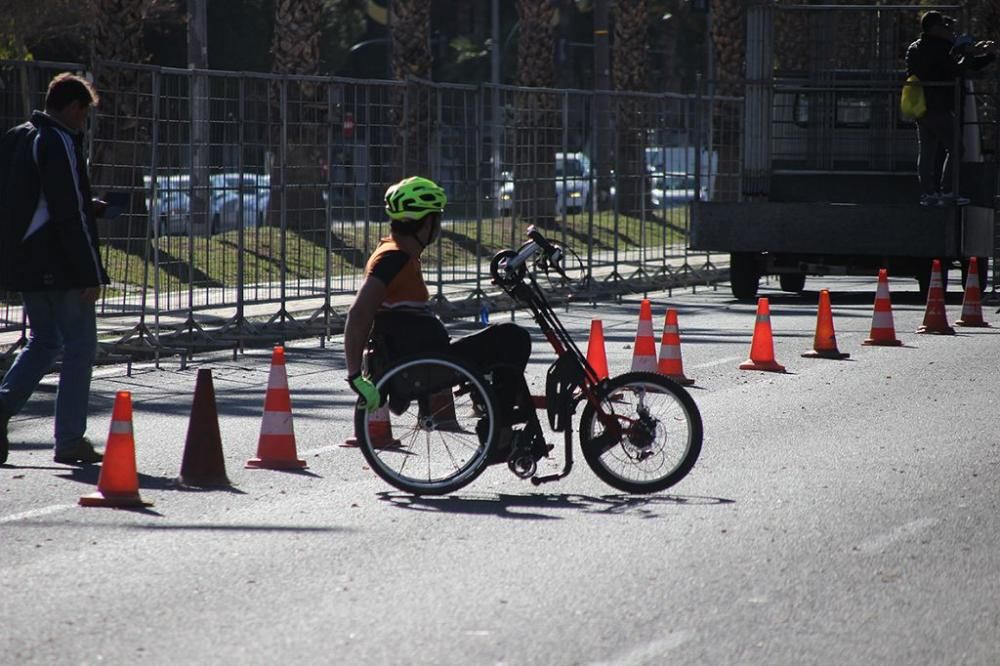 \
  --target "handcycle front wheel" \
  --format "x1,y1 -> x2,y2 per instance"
354,353 -> 499,495
578,372 -> 703,494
